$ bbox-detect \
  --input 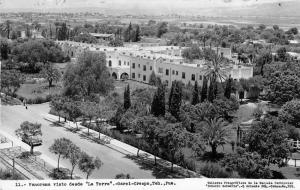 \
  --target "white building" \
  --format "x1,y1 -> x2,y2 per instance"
57,41 -> 253,87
